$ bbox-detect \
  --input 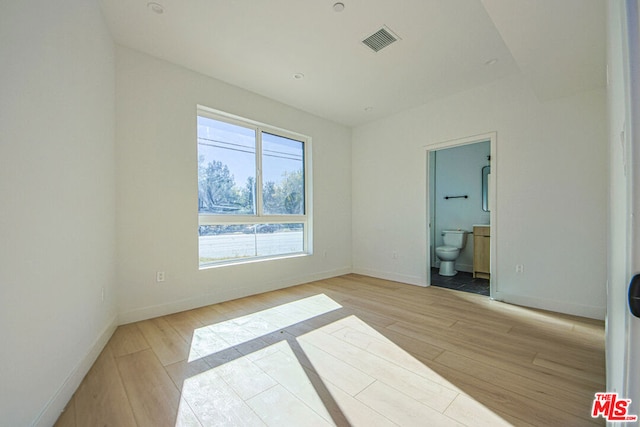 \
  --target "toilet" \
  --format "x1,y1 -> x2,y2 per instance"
435,229 -> 469,276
